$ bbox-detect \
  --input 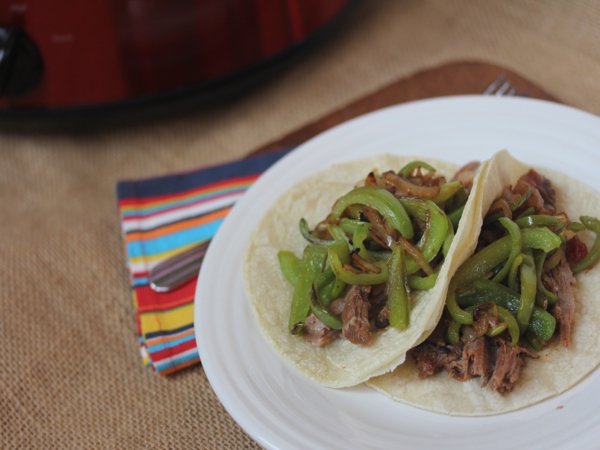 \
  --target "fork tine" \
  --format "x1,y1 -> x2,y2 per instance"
507,87 -> 517,96
495,80 -> 512,96
482,74 -> 506,95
